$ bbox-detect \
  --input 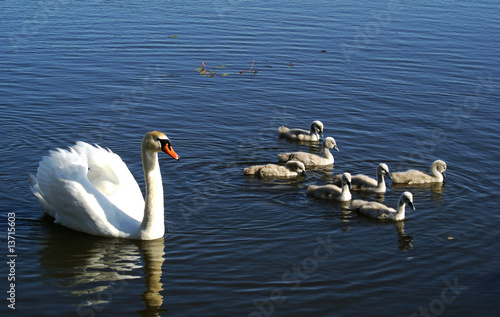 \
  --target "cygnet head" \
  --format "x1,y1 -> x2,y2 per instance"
323,137 -> 339,152
432,160 -> 447,179
341,172 -> 352,189
311,120 -> 324,138
401,191 -> 415,211
286,160 -> 307,176
377,163 -> 392,180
